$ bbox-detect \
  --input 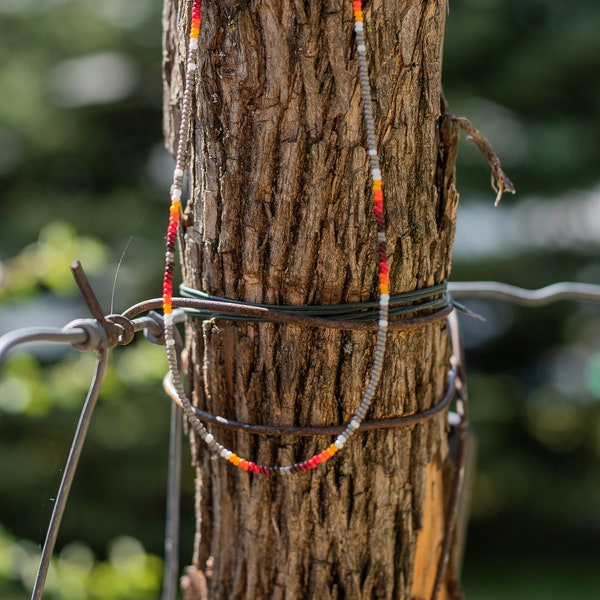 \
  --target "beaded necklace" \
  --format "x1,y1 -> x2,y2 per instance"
162,0 -> 390,474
